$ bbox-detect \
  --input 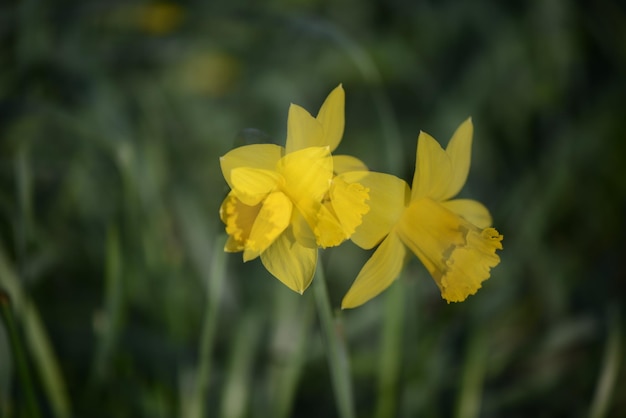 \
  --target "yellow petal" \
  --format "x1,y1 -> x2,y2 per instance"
397,198 -> 503,303
316,84 -> 345,152
341,232 -> 406,309
220,192 -> 261,252
340,171 -> 409,250
220,144 -> 283,189
285,104 -> 325,154
230,167 -> 281,206
261,227 -> 317,294
328,175 -> 370,238
291,208 -> 318,249
442,118 -> 473,200
243,191 -> 292,261
439,227 -> 502,302
411,119 -> 474,202
442,199 -> 492,229
314,204 -> 345,248
332,154 -> 368,174
411,131 -> 453,201
224,235 -> 243,252
315,176 -> 369,248
278,146 -> 333,228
